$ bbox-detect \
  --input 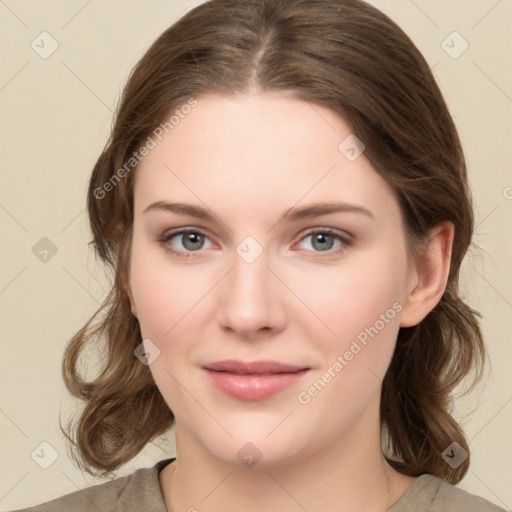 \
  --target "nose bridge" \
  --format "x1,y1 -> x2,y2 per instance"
231,234 -> 271,305
218,234 -> 280,332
